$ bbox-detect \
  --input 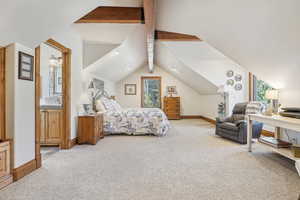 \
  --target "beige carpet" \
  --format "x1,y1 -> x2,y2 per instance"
1,119 -> 300,200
